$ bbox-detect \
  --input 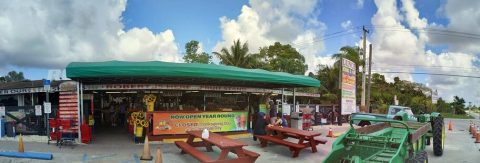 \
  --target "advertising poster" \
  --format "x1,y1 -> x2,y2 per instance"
153,112 -> 247,135
341,58 -> 357,115
259,104 -> 267,113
